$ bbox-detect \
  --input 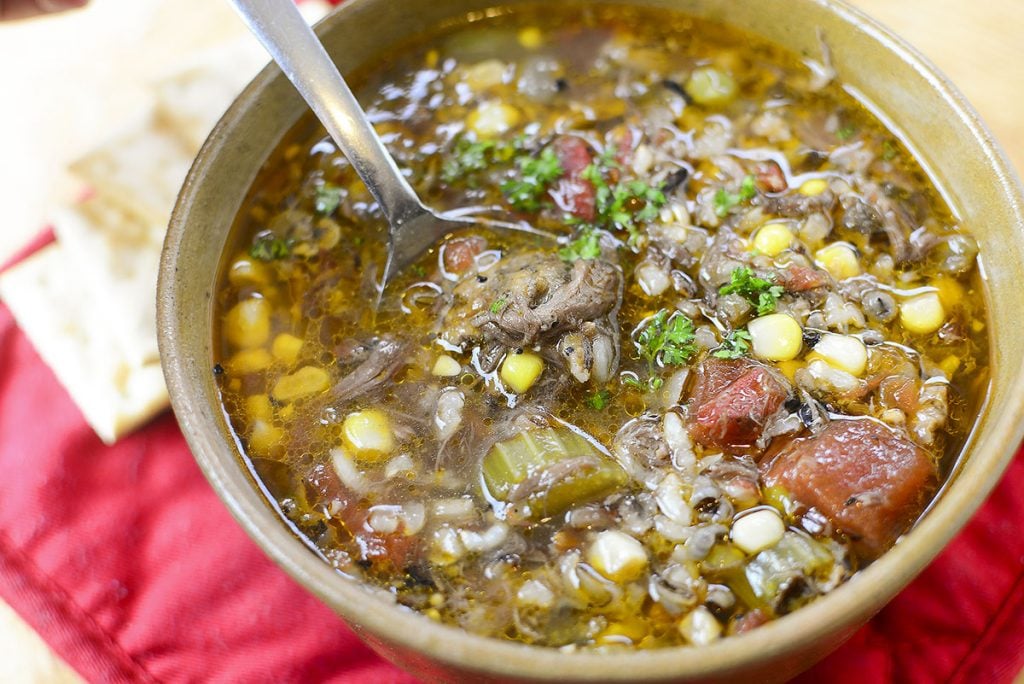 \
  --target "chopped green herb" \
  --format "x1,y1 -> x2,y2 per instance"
249,234 -> 292,261
581,161 -> 667,246
586,389 -> 612,410
713,174 -> 757,217
836,125 -> 857,141
719,266 -> 785,315
881,139 -> 899,161
636,309 -> 698,371
441,137 -> 519,184
409,264 -> 427,278
314,183 -> 344,215
713,329 -> 753,359
500,147 -> 564,212
558,229 -> 602,262
489,296 -> 507,314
